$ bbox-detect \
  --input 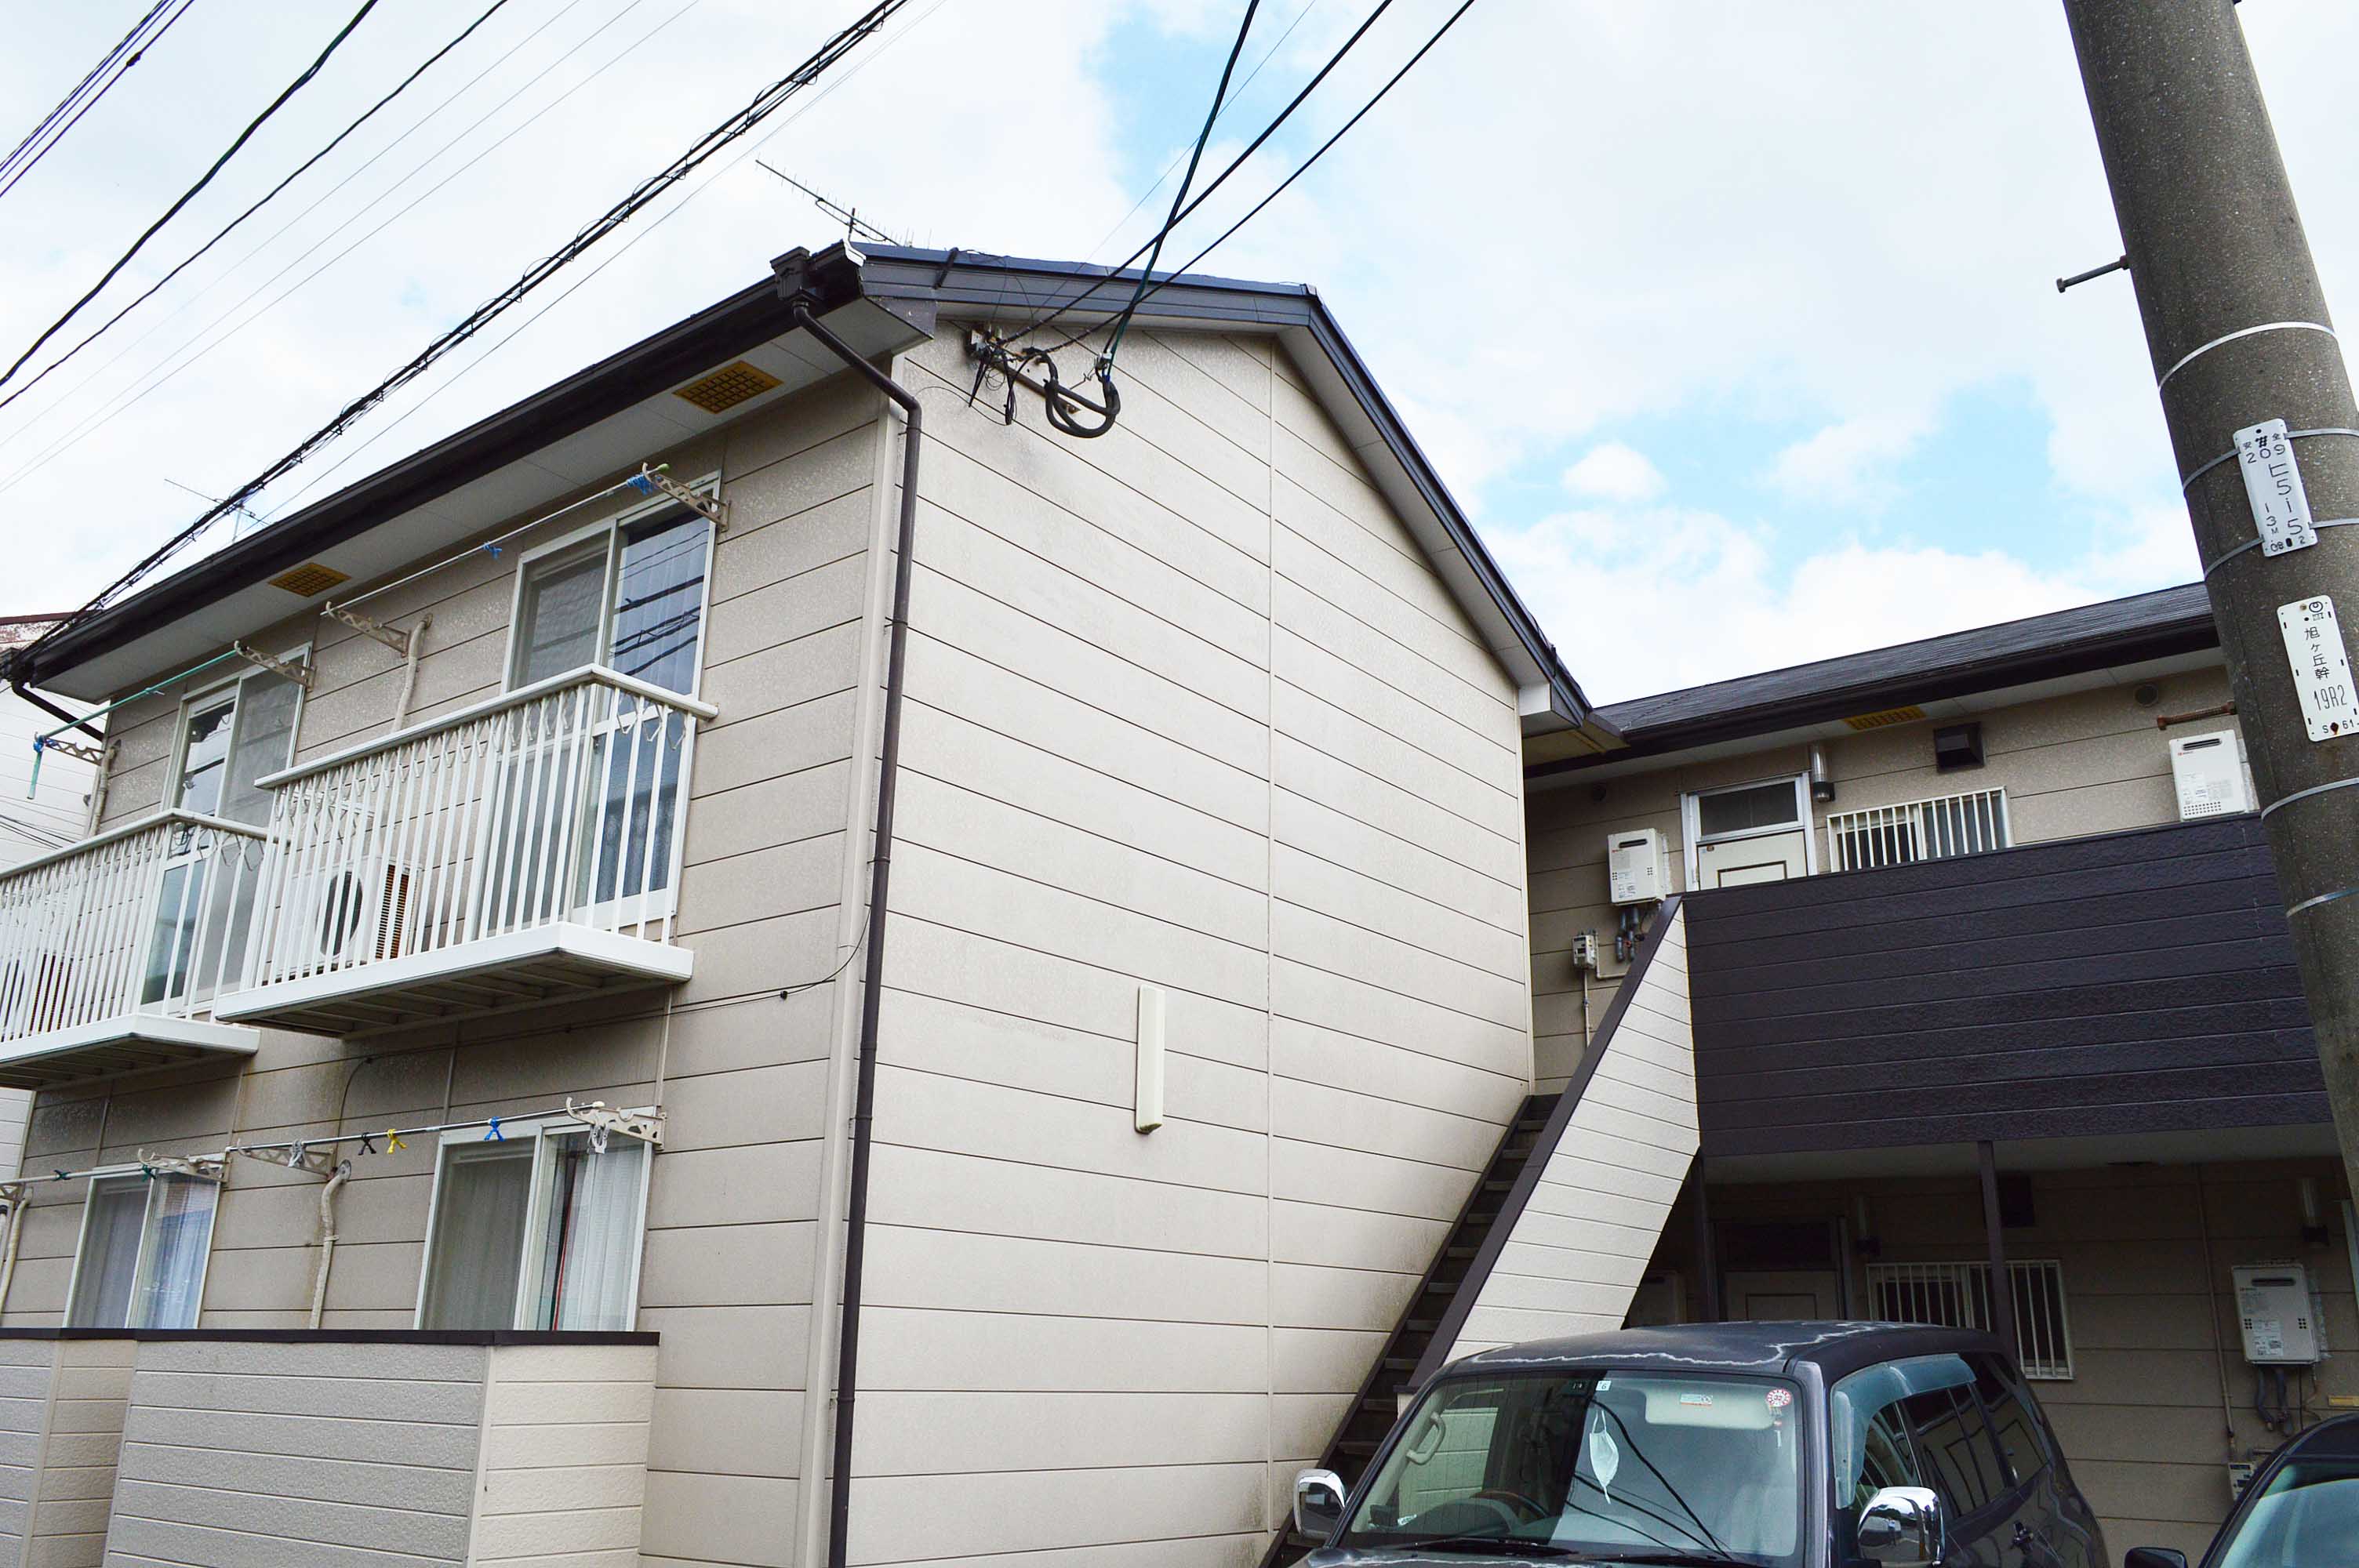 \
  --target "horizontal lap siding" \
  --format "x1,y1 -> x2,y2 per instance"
850,328 -> 1530,1564
1681,815 -> 2326,1154
1450,908 -> 1696,1359
32,377 -> 885,1568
